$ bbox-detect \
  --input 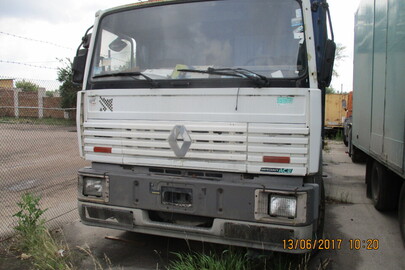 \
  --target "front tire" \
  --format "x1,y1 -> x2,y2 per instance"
343,134 -> 348,147
371,161 -> 400,211
317,179 -> 325,239
312,177 -> 325,255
